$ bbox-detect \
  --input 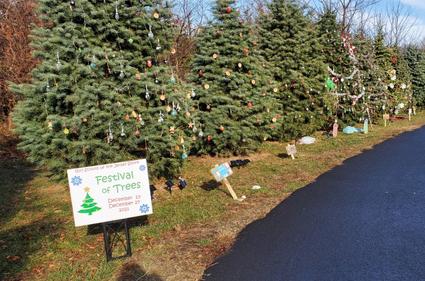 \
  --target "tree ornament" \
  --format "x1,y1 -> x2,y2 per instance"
153,12 -> 160,19
185,111 -> 191,117
56,52 -> 62,70
158,111 -> 164,123
146,59 -> 153,68
131,111 -> 137,118
128,38 -> 134,44
207,135 -> 212,142
171,109 -> 177,116
191,89 -> 196,98
226,6 -> 232,14
170,74 -> 176,84
148,25 -> 154,39
204,84 -> 210,90
219,125 -> 225,132
90,55 -> 97,69
124,114 -> 130,121
238,62 -> 242,68
225,70 -> 231,77
63,128 -> 70,135
134,129 -> 141,137
114,2 -> 119,20
243,48 -> 249,56
143,85 -> 150,100
199,130 -> 204,137
273,87 -> 278,93
272,117 -> 277,123
166,105 -> 172,112
135,72 -> 141,80
325,77 -> 336,91
171,48 -> 176,55
48,121 -> 53,130
251,79 -> 256,85
156,40 -> 162,51
212,53 -> 218,59
70,0 -> 75,7
160,94 -> 166,101
198,69 -> 204,77
107,122 -> 113,143
169,127 -> 175,134
247,101 -> 253,108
